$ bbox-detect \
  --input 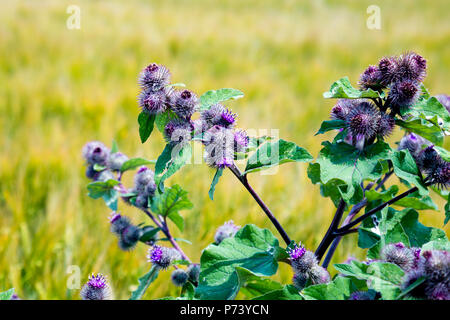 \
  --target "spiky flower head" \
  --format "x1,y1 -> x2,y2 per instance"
138,63 -> 171,92
359,65 -> 384,91
401,268 -> 427,299
171,269 -> 189,287
348,291 -> 376,300
292,272 -> 308,290
187,264 -> 201,283
378,56 -> 398,86
418,145 -> 441,172
398,133 -> 429,159
426,283 -> 450,300
436,95 -> 450,114
82,141 -> 110,166
330,99 -> 358,121
110,213 -> 131,235
377,113 -> 395,138
170,90 -> 198,120
387,79 -> 420,115
345,101 -> 380,144
95,170 -> 115,182
107,152 -> 129,172
427,160 -> 450,189
289,245 -> 318,274
118,224 -> 142,251
214,220 -> 240,244
217,108 -> 237,128
203,126 -> 235,168
80,273 -> 112,300
422,250 -> 450,282
381,242 -> 415,271
135,194 -> 149,208
138,88 -> 170,115
164,118 -> 193,146
85,164 -> 98,180
133,166 -> 155,194
309,265 -> 331,285
233,130 -> 249,153
147,246 -> 181,270
201,103 -> 226,128
394,52 -> 427,83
